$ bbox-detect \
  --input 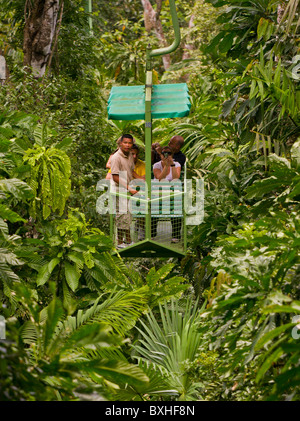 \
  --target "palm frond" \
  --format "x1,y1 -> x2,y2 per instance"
133,297 -> 205,400
114,361 -> 179,401
63,359 -> 149,389
81,289 -> 148,335
47,289 -> 148,357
